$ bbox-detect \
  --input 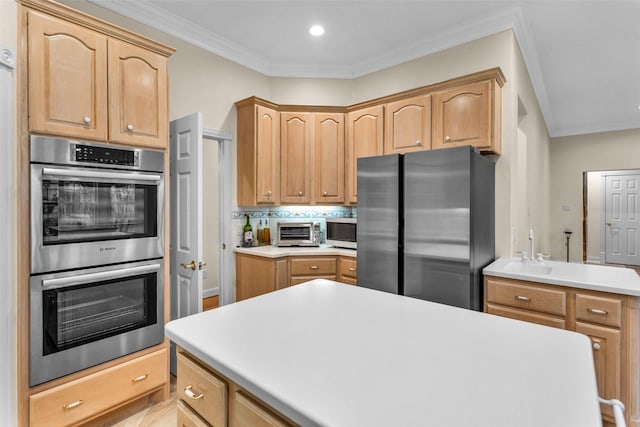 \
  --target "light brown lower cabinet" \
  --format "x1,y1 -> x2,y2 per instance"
29,348 -> 168,427
484,276 -> 639,427
236,253 -> 356,300
177,347 -> 297,427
